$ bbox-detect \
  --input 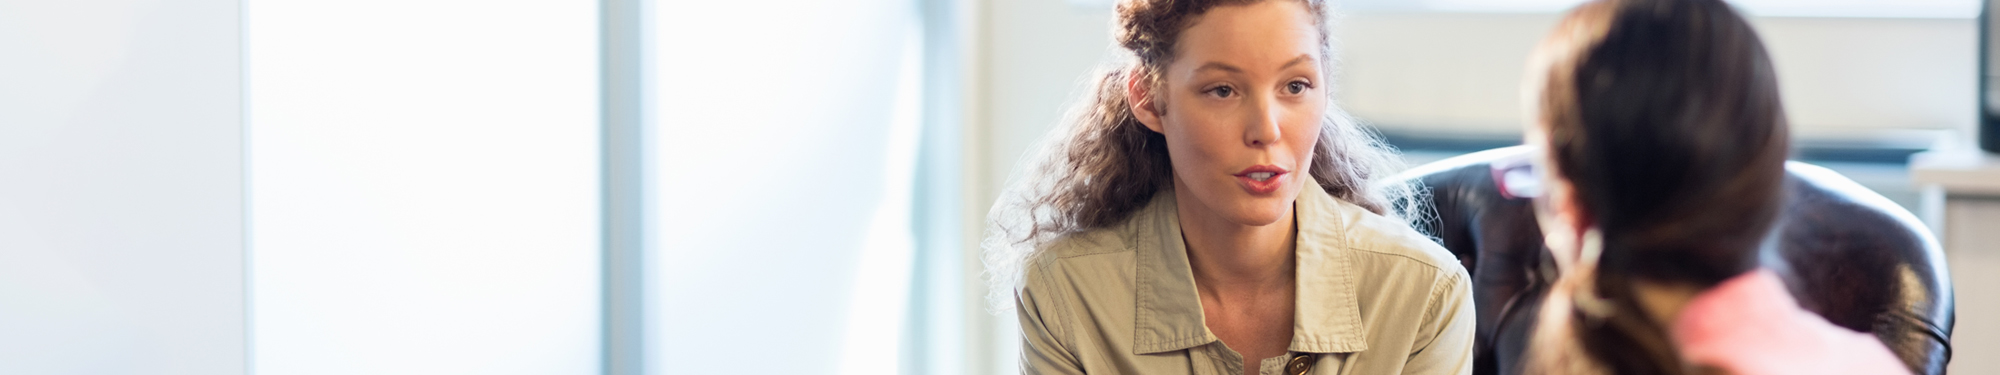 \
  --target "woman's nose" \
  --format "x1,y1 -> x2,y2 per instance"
1245,94 -> 1282,147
